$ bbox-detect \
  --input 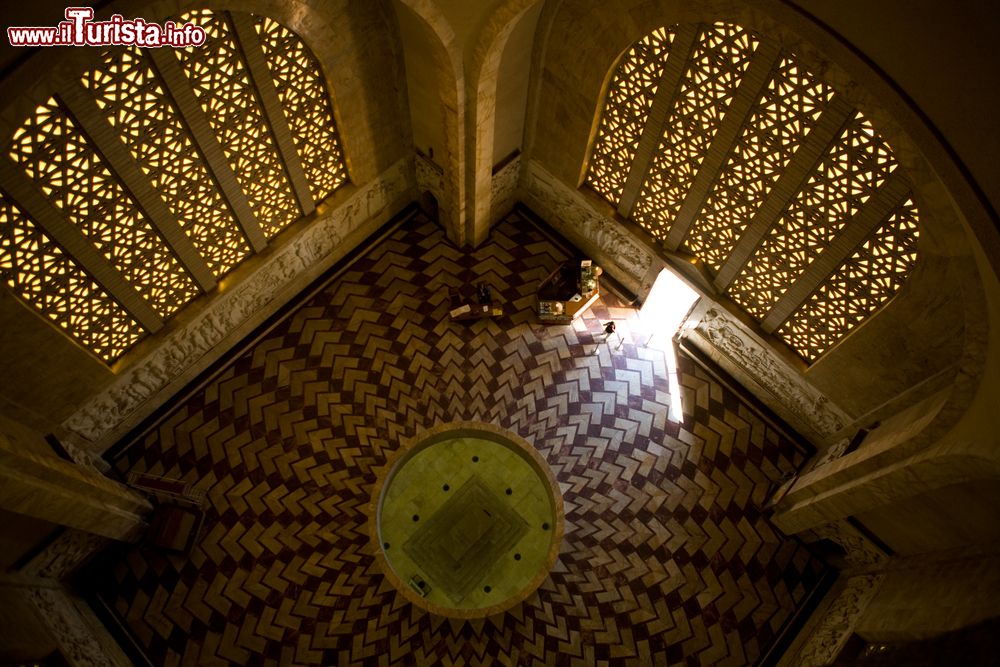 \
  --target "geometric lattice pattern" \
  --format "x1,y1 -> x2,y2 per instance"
684,56 -> 834,271
587,21 -> 921,363
632,23 -> 759,240
778,197 -> 920,361
1,11 -> 348,363
0,192 -> 144,361
254,16 -> 348,202
94,210 -> 828,666
584,27 -> 674,206
177,10 -> 299,238
727,113 -> 898,319
8,98 -> 199,319
82,48 -> 251,277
